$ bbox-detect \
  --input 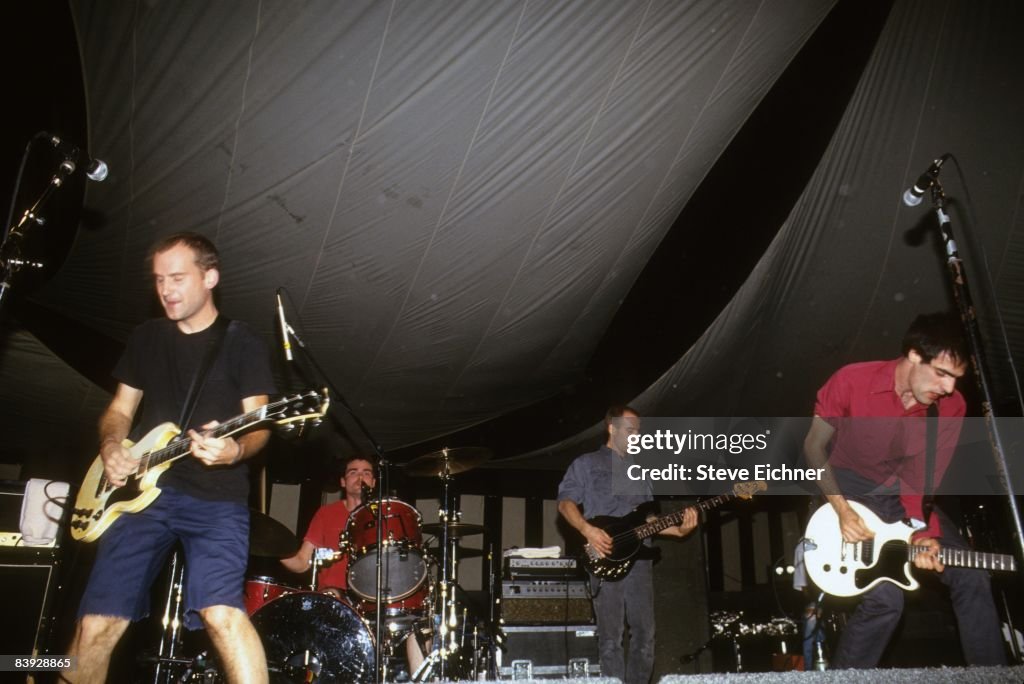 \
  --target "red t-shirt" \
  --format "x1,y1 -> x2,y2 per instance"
304,499 -> 353,590
814,358 -> 965,538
